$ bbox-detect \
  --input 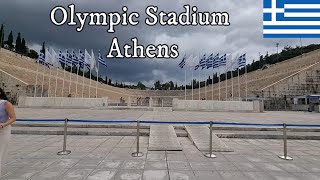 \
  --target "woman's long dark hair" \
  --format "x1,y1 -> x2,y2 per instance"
0,88 -> 8,100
